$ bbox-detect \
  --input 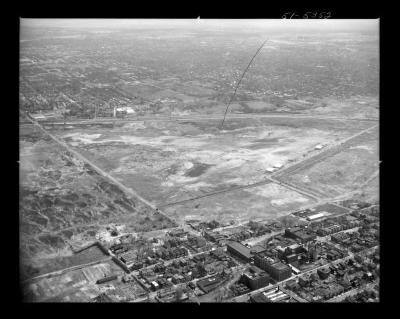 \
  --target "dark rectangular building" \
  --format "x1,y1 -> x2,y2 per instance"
241,266 -> 270,290
254,253 -> 292,282
226,241 -> 252,262
285,228 -> 316,243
